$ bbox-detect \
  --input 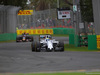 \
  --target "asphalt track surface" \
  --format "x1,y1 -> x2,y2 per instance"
0,37 -> 100,73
